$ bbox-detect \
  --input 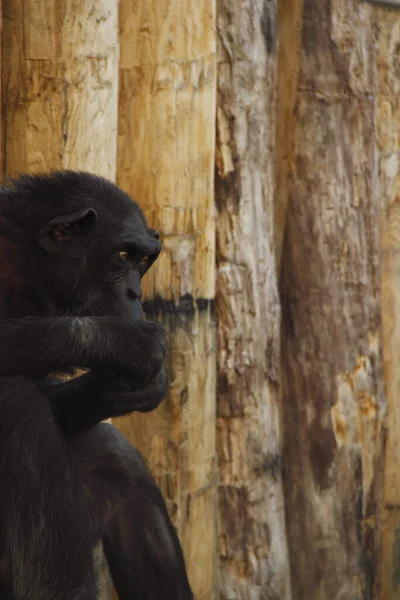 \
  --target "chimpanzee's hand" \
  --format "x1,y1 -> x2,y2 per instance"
0,316 -> 167,380
98,364 -> 168,416
45,364 -> 168,434
100,317 -> 167,384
